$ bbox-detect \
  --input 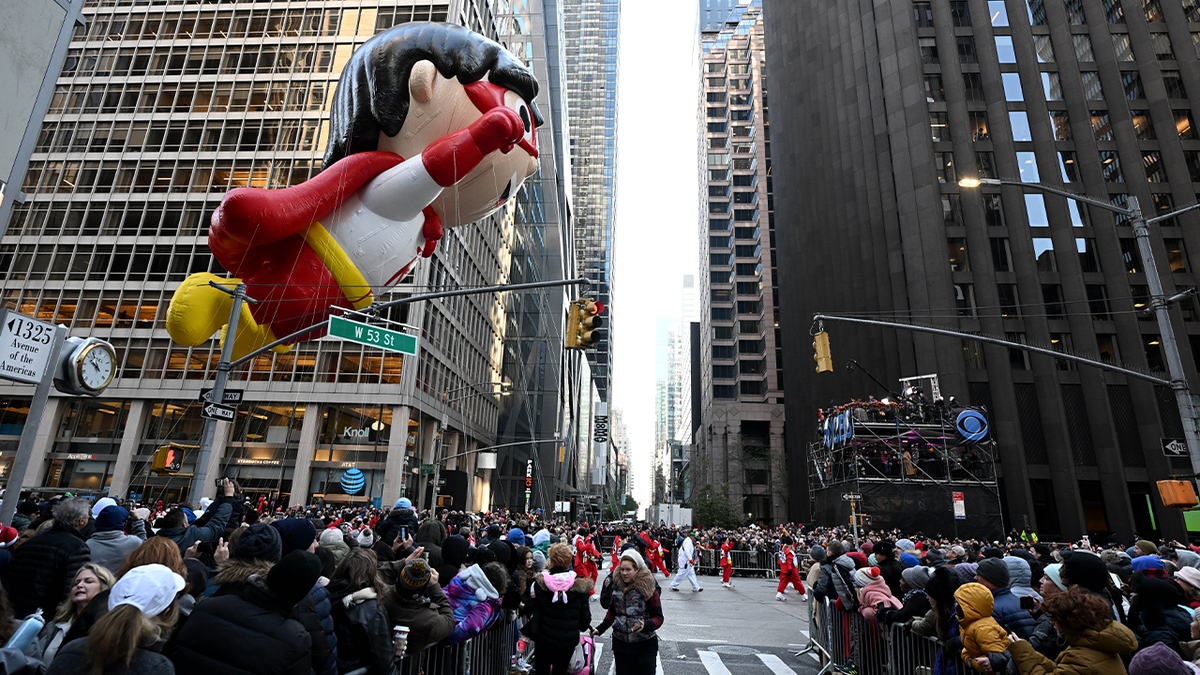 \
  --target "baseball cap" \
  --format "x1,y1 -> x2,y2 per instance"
108,564 -> 185,617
